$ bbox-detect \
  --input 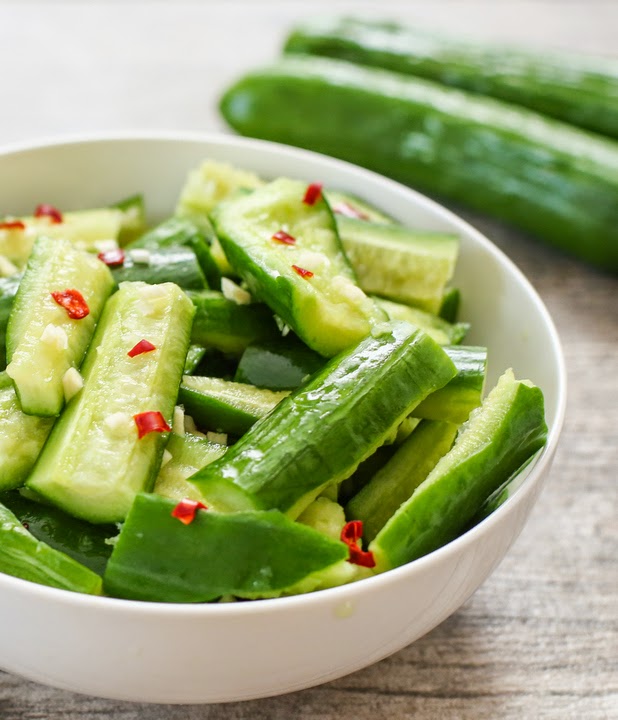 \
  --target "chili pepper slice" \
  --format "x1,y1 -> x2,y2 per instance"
0,220 -> 25,231
34,204 -> 63,223
133,411 -> 171,439
303,182 -> 323,205
50,289 -> 90,319
171,498 -> 208,525
128,339 -> 156,358
292,264 -> 314,279
98,248 -> 125,267
272,230 -> 296,245
341,520 -> 376,568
